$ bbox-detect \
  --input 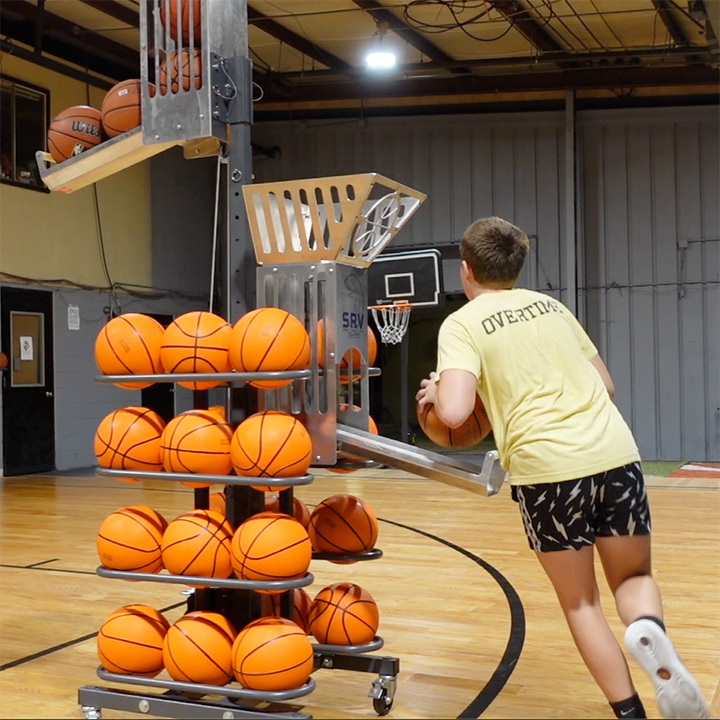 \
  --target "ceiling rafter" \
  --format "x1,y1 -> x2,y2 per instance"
76,0 -> 140,29
0,1 -> 139,70
651,0 -> 690,46
247,6 -> 353,75
351,0 -> 465,71
256,63 -> 719,103
489,0 -> 567,53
